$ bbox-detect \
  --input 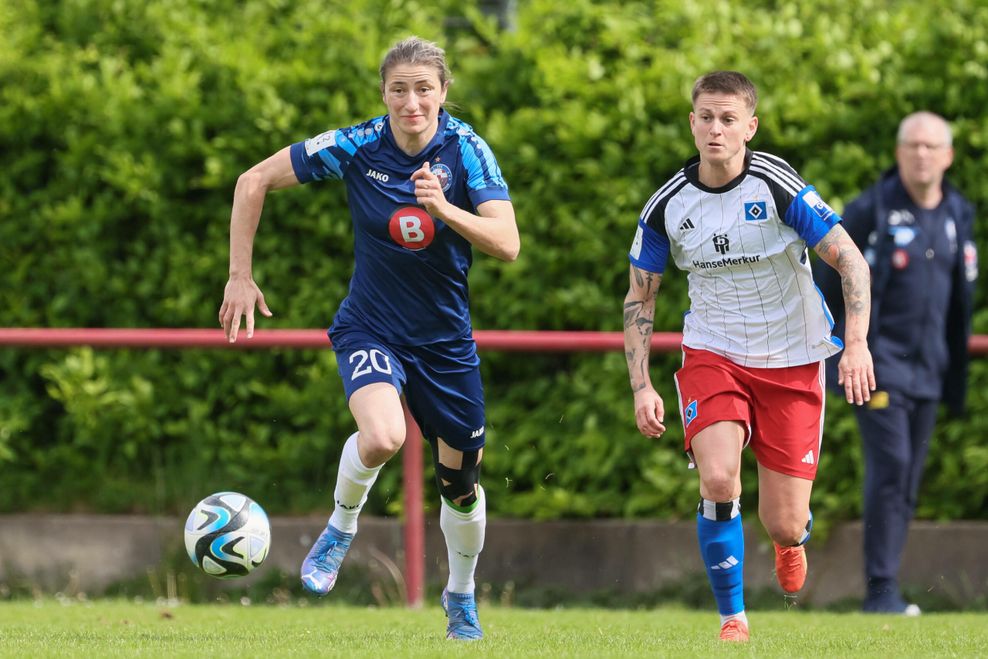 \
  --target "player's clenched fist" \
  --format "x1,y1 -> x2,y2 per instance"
411,161 -> 450,217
